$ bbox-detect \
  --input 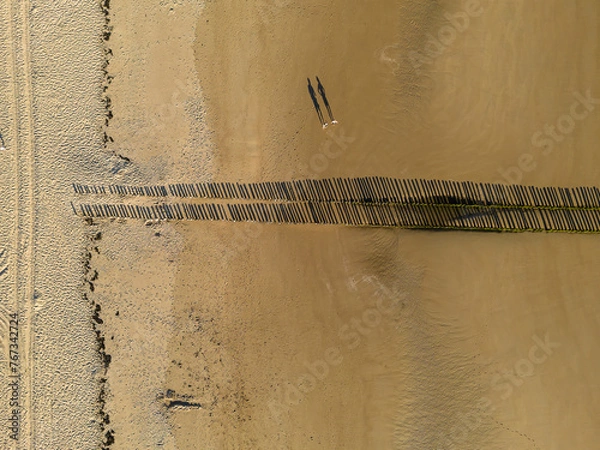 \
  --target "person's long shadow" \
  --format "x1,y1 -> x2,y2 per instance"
316,76 -> 337,124
307,78 -> 325,127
